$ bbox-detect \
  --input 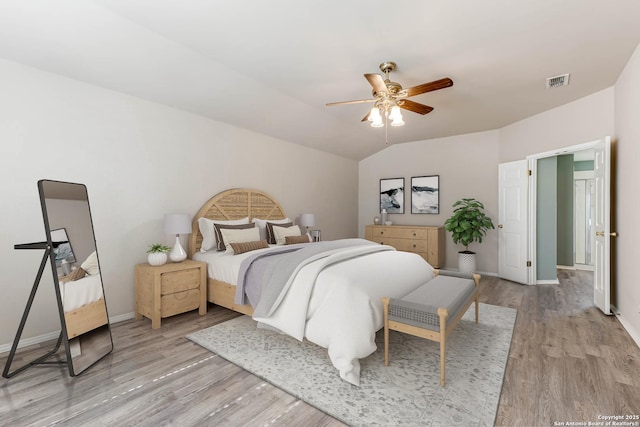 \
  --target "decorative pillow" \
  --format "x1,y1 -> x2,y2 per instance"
80,251 -> 100,275
60,267 -> 87,283
252,217 -> 291,241
272,224 -> 302,245
220,227 -> 261,253
198,217 -> 249,252
230,240 -> 269,255
285,234 -> 312,245
214,223 -> 256,251
266,221 -> 293,244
